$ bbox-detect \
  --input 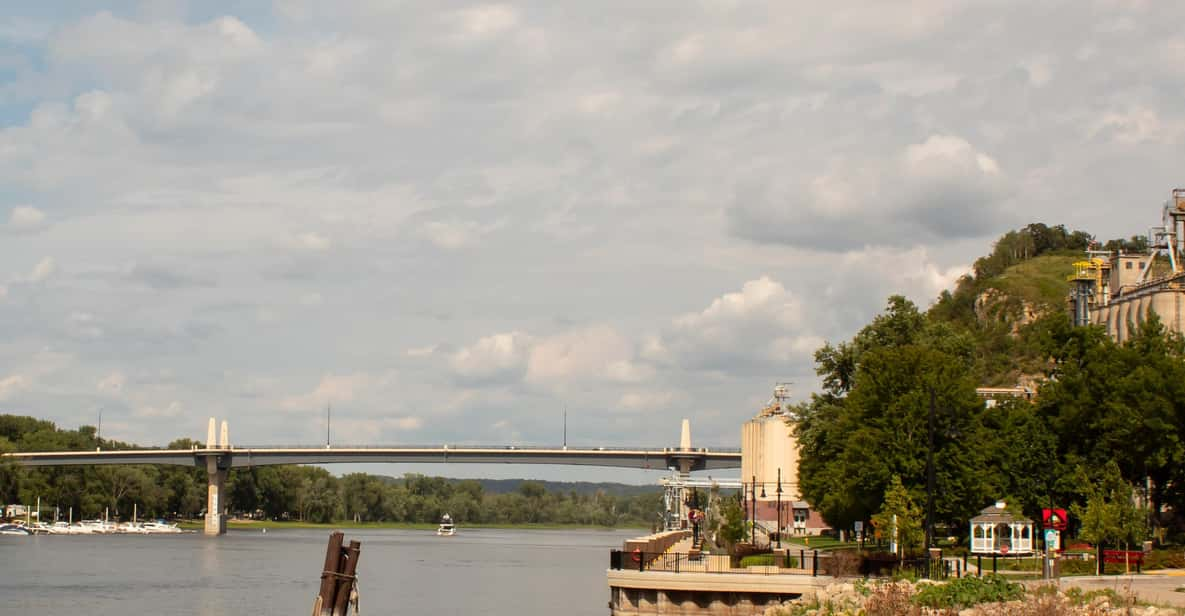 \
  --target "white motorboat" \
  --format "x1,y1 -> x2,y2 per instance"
436,513 -> 456,537
78,520 -> 118,534
0,523 -> 33,536
142,521 -> 183,534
